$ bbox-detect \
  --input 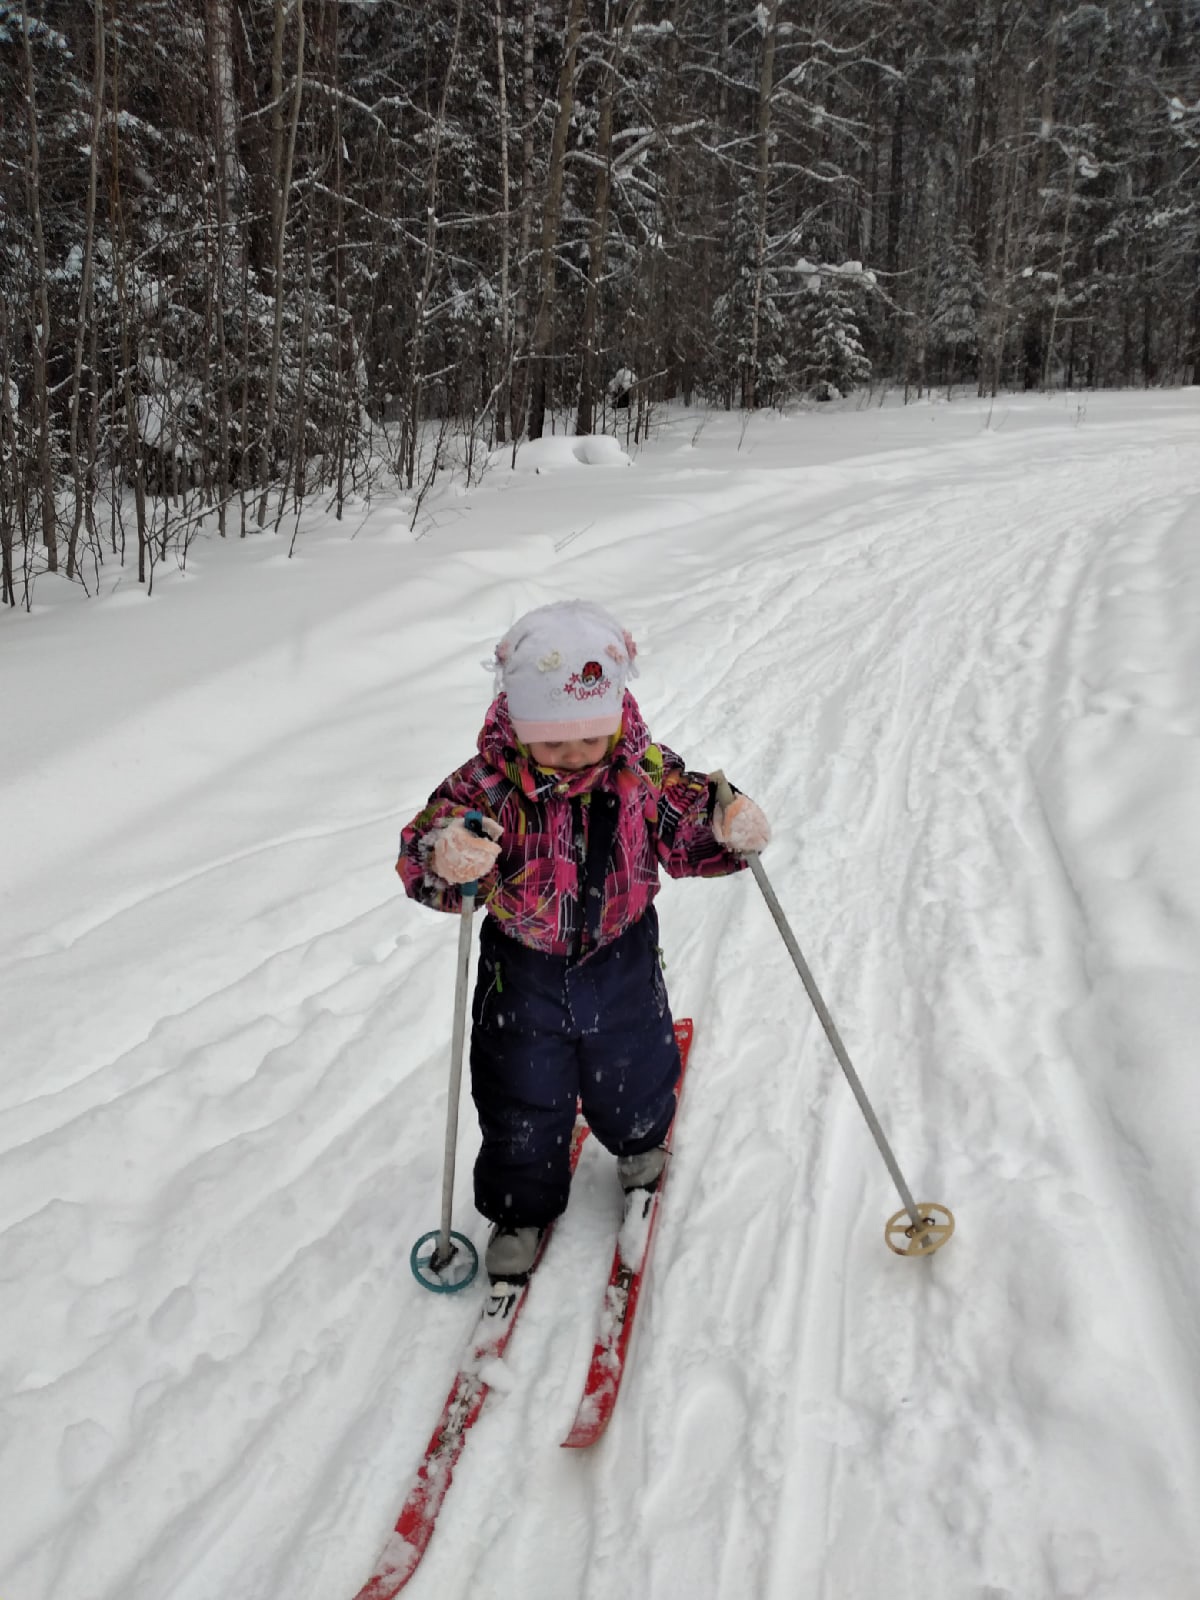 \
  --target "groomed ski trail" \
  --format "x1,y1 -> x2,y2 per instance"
634,429 -> 1200,1600
409,424 -> 1200,1600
